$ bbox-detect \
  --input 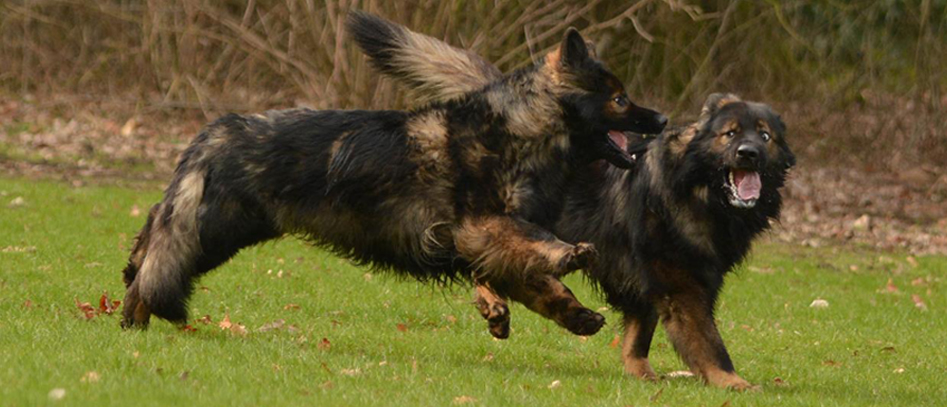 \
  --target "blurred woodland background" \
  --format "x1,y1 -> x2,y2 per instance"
1,0 -> 946,252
